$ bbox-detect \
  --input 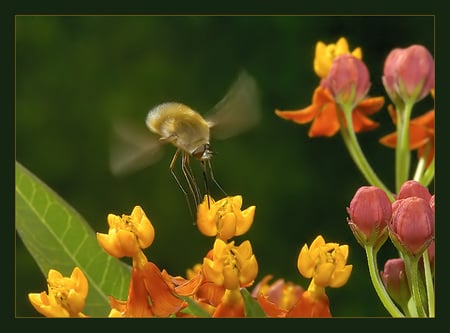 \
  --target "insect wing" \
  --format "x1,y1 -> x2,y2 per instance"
109,119 -> 164,176
205,70 -> 261,140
